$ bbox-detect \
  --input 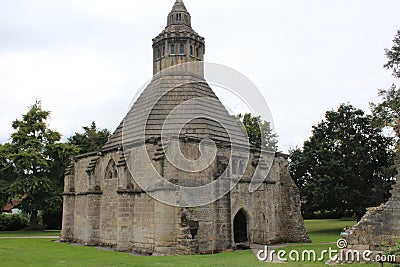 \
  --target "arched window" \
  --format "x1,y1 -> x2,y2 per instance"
157,48 -> 161,59
179,44 -> 185,54
170,44 -> 175,55
196,47 -> 200,58
105,159 -> 117,180
162,46 -> 165,56
190,45 -> 193,56
239,160 -> 245,175
232,159 -> 238,175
